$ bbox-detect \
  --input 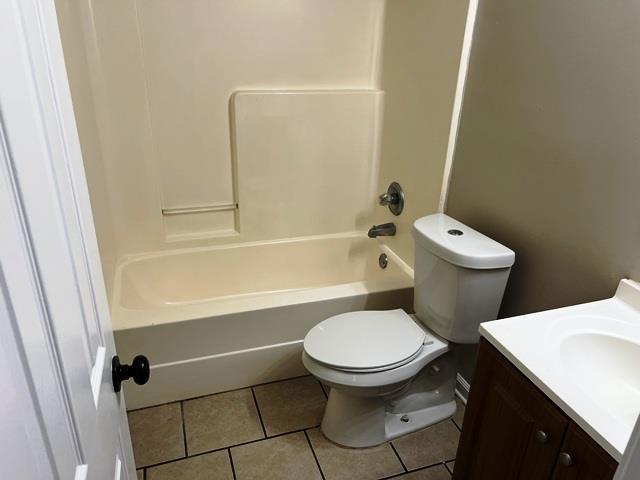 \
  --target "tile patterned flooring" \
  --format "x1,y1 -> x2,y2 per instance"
129,375 -> 465,480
